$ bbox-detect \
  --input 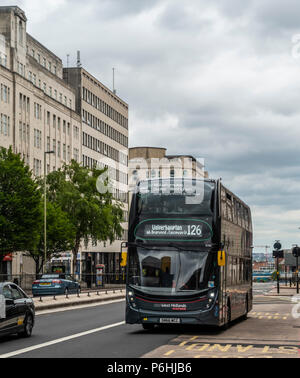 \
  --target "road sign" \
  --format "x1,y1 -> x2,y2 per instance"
273,242 -> 282,250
